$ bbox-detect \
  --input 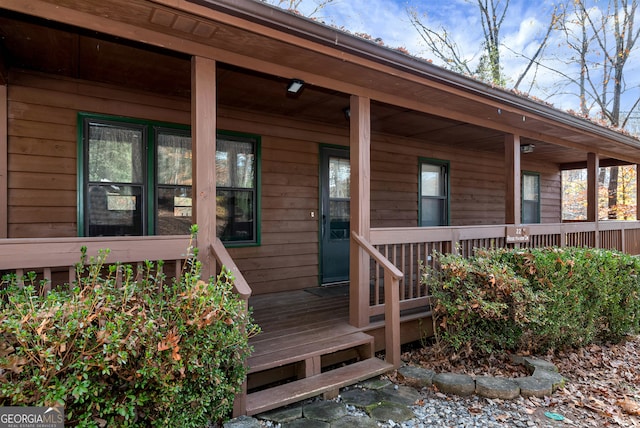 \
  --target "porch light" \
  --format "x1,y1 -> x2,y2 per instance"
520,144 -> 535,154
286,79 -> 305,94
